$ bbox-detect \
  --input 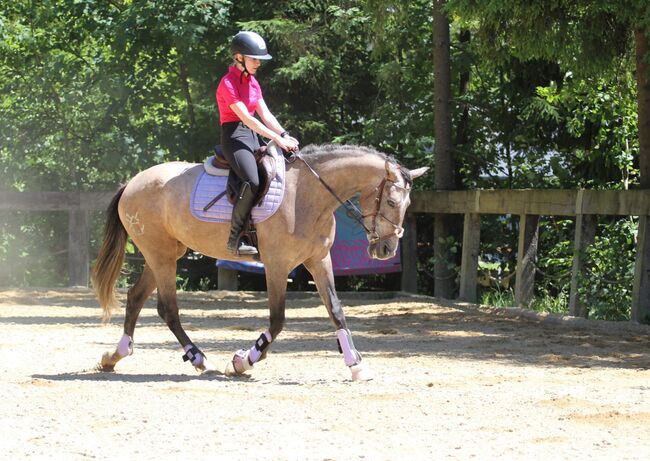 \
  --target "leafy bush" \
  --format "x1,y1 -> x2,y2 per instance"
577,218 -> 636,320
